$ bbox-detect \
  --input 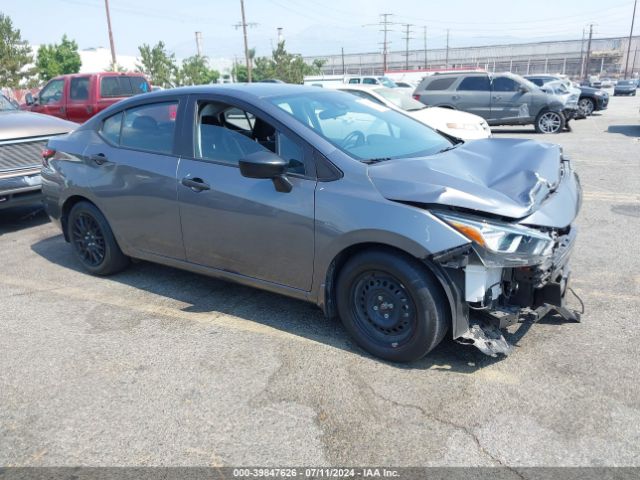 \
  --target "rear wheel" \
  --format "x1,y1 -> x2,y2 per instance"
578,97 -> 595,116
68,201 -> 129,275
535,110 -> 565,134
336,250 -> 449,362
